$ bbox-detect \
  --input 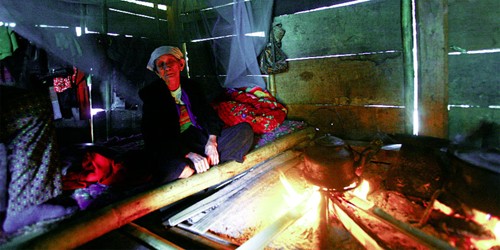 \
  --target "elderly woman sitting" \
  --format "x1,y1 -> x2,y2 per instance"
139,46 -> 255,184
